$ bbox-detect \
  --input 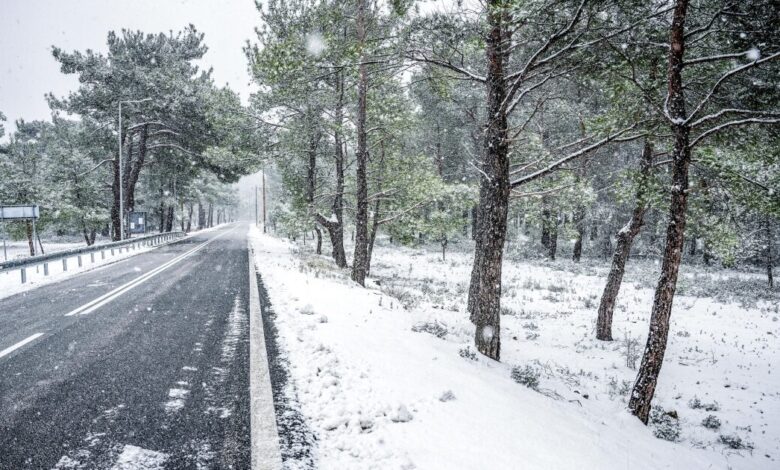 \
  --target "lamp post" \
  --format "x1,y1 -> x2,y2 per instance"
118,98 -> 152,240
